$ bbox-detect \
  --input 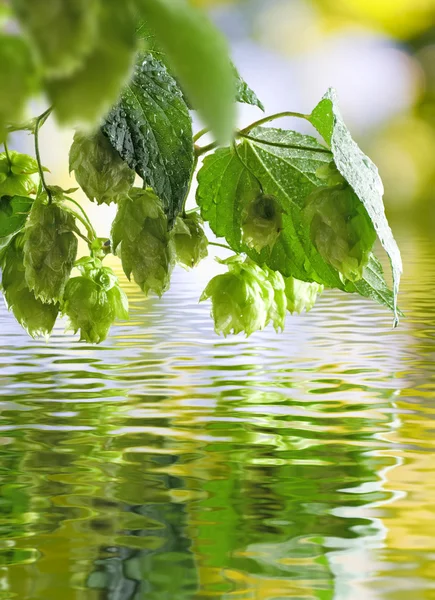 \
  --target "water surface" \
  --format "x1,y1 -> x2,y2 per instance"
0,231 -> 434,600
